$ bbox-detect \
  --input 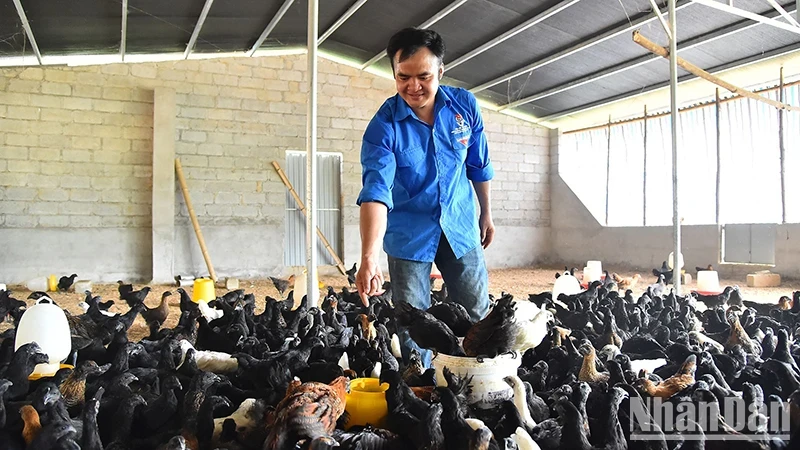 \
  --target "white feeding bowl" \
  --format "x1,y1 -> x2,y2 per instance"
696,271 -> 721,293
